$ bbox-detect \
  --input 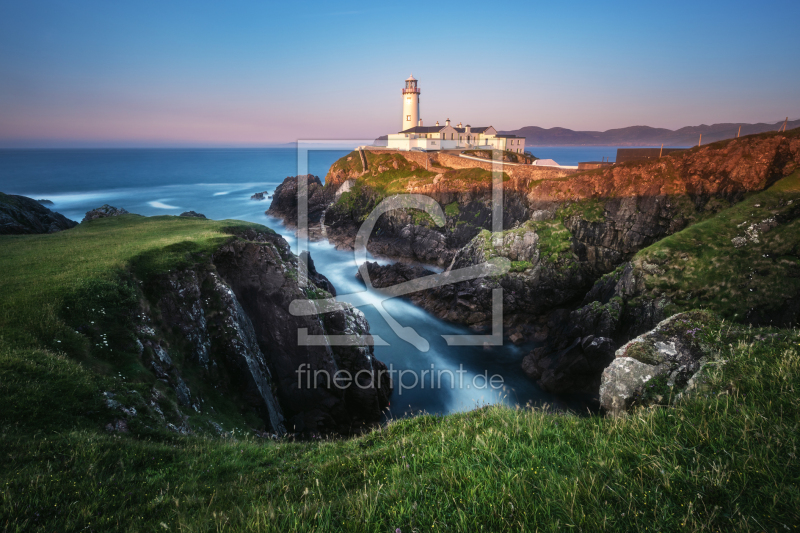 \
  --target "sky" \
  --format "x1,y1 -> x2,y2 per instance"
0,0 -> 798,147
